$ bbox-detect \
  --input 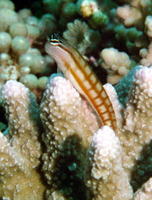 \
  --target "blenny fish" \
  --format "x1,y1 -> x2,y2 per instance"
45,39 -> 116,130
